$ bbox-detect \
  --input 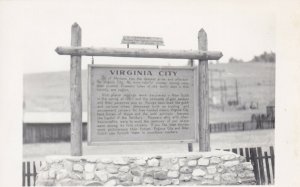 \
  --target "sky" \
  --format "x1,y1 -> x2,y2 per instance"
0,0 -> 276,73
